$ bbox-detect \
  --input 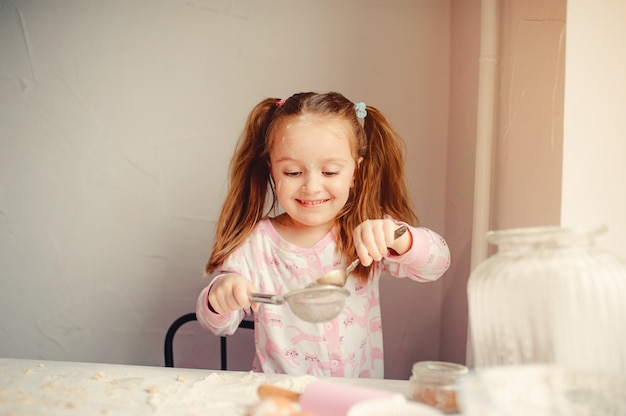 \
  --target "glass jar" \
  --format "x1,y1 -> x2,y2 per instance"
467,225 -> 626,376
409,361 -> 469,413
